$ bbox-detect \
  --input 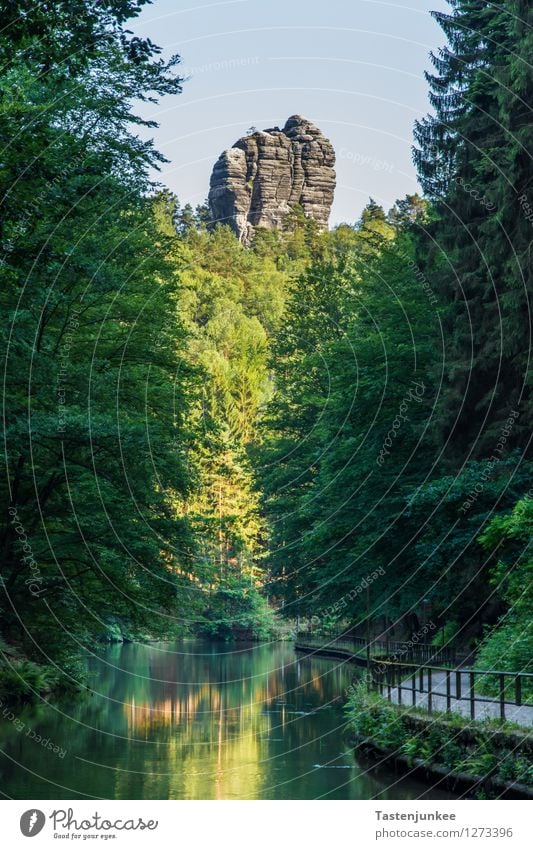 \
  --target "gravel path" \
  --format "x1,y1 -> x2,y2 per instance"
384,669 -> 533,727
